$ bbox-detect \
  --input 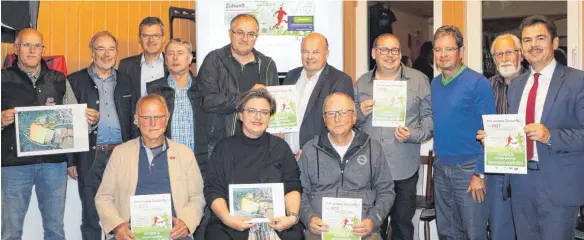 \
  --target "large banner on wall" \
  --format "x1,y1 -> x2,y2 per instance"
224,1 -> 314,72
